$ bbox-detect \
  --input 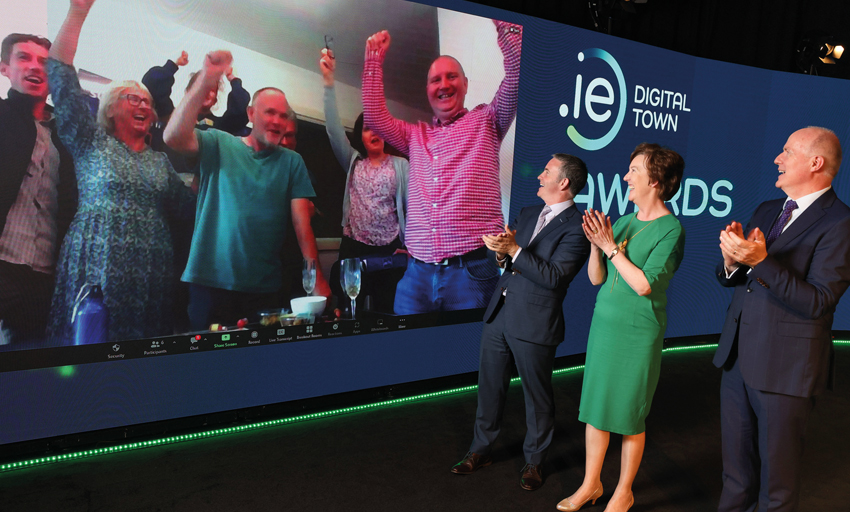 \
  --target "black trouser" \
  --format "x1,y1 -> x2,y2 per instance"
0,260 -> 54,343
188,283 -> 279,331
